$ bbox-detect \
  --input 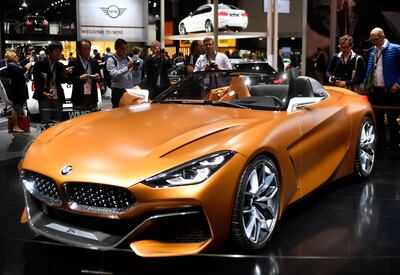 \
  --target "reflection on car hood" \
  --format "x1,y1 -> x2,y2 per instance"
23,103 -> 276,187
